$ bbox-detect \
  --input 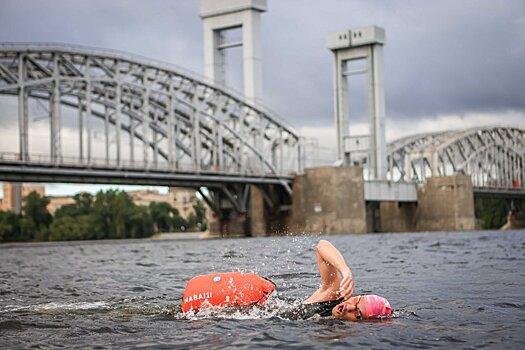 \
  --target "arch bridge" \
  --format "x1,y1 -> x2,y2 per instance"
387,126 -> 525,197
1,44 -> 523,234
0,43 -> 303,216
